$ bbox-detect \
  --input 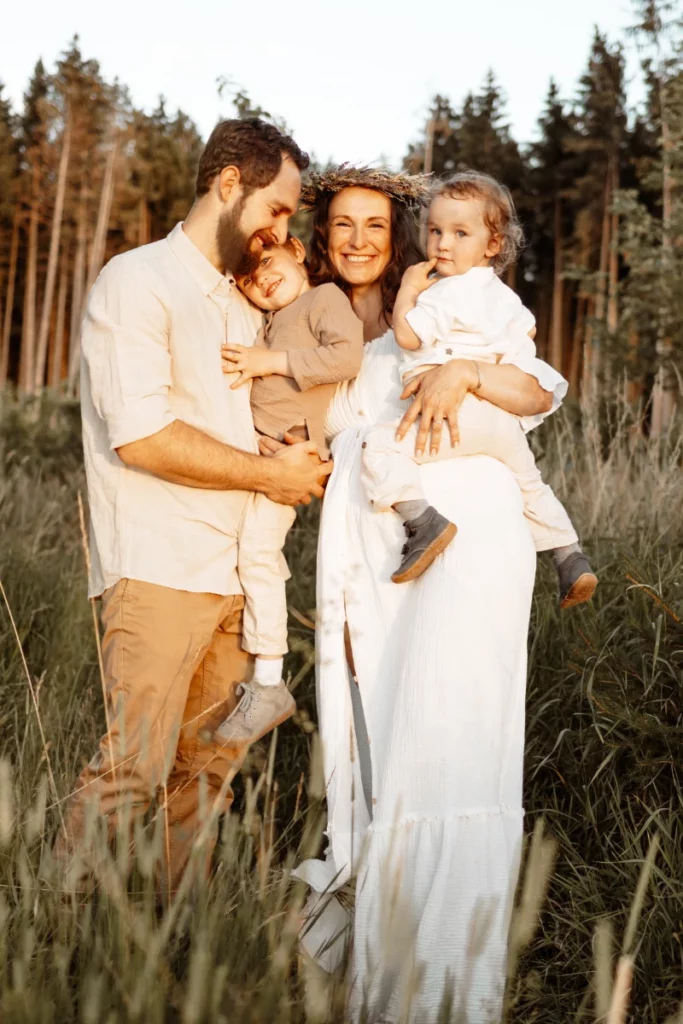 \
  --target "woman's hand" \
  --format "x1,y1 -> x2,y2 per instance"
221,345 -> 288,388
397,360 -> 479,456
